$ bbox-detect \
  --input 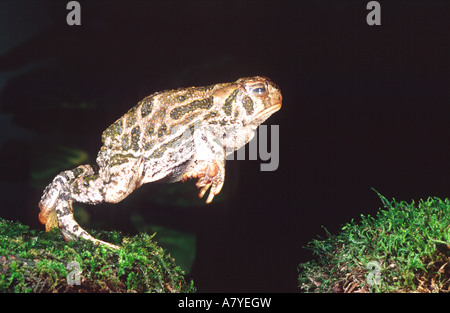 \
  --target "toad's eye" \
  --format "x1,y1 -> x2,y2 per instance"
250,84 -> 268,97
